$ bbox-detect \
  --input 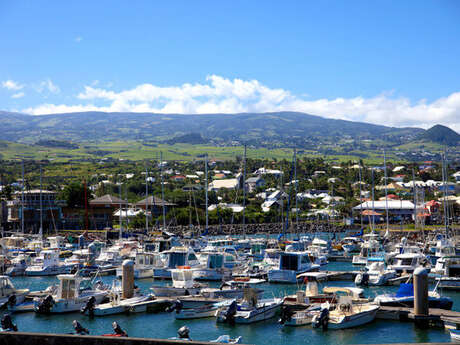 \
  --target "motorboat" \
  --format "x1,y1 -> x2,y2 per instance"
168,299 -> 231,320
342,237 -> 362,254
116,252 -> 160,279
5,254 -> 31,276
216,292 -> 283,324
193,252 -> 233,281
279,304 -> 321,326
373,283 -> 453,310
313,299 -> 379,330
25,250 -> 74,276
33,274 -> 109,313
433,256 -> 460,290
0,275 -> 29,307
153,247 -> 201,279
352,235 -> 385,265
268,251 -> 319,283
151,267 -> 204,297
200,279 -> 264,300
83,289 -> 154,316
387,253 -> 431,274
355,259 -> 398,286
